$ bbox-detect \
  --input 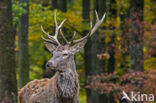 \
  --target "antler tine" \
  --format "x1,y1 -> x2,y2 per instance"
60,29 -> 69,44
41,25 -> 53,39
60,29 -> 77,45
53,12 -> 66,45
95,10 -> 100,21
70,31 -> 76,45
41,12 -> 66,46
41,35 -> 58,45
72,11 -> 106,44
41,25 -> 56,43
41,25 -> 58,44
54,12 -> 66,38
41,25 -> 49,36
54,12 -> 58,28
